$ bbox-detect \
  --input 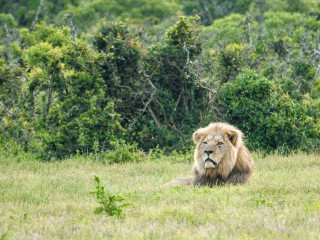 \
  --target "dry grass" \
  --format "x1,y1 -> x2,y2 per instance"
1,152 -> 320,239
